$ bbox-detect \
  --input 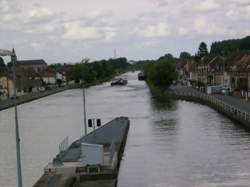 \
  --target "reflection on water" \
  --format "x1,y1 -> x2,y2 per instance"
1,72 -> 250,187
